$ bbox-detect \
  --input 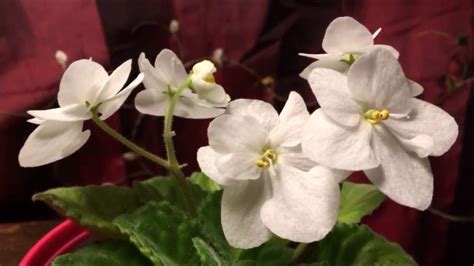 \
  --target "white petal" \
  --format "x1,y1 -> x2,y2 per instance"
192,79 -> 229,105
298,53 -> 331,60
372,27 -> 382,39
260,164 -> 339,243
191,60 -> 216,79
27,118 -> 45,125
408,80 -> 424,97
347,48 -> 412,115
370,44 -> 399,59
216,152 -> 262,181
302,109 -> 379,171
58,59 -> 108,107
300,58 -> 349,79
95,60 -> 132,103
269,92 -> 309,147
154,49 -> 187,86
310,165 -> 352,183
208,114 -> 267,154
366,126 -> 433,210
99,73 -> 144,120
19,121 -> 89,167
385,98 -> 458,156
322,17 -> 374,55
225,99 -> 279,132
138,52 -> 167,91
308,68 -> 362,127
27,104 -> 90,122
197,147 -> 237,186
278,145 -> 316,171
175,92 -> 225,119
221,178 -> 273,248
134,88 -> 168,117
